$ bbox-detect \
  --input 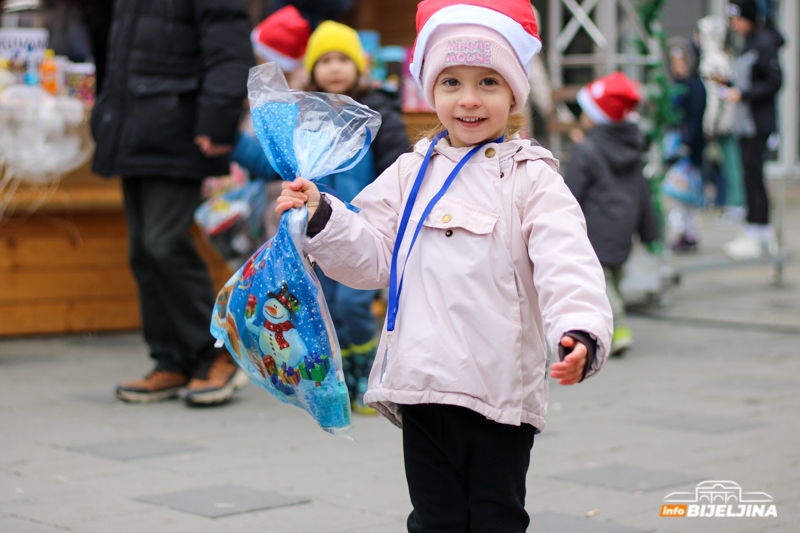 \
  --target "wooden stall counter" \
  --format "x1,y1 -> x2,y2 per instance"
0,163 -> 232,337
